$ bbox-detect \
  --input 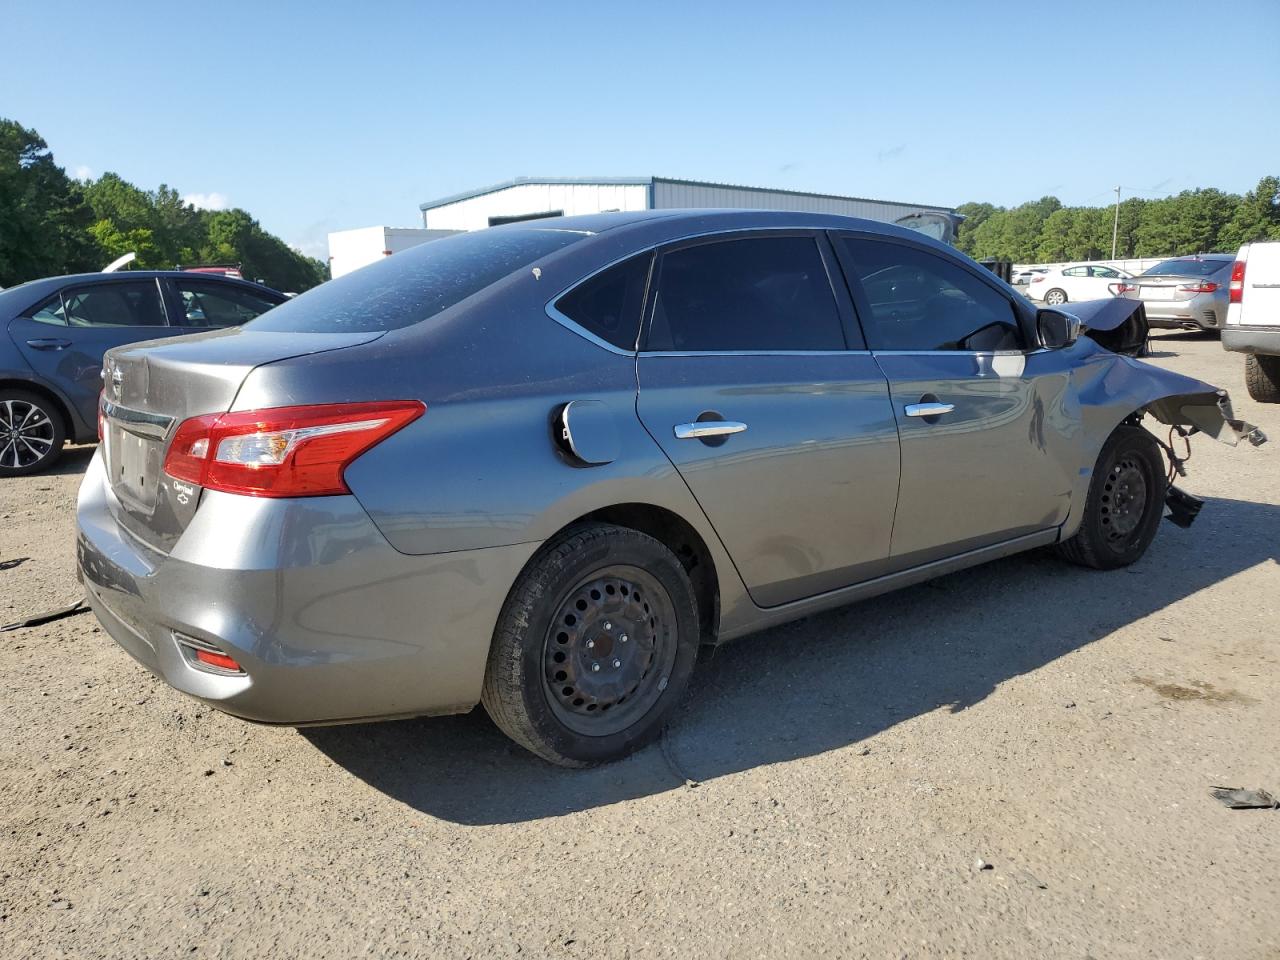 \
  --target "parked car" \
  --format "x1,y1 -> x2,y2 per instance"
77,211 -> 1261,766
1026,263 -> 1133,304
1223,241 -> 1280,402
1112,255 -> 1234,332
0,271 -> 286,475
1012,268 -> 1048,286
